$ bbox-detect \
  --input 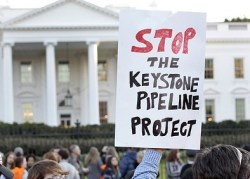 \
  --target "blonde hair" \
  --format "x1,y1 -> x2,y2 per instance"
85,147 -> 100,164
107,146 -> 119,160
43,152 -> 59,163
28,160 -> 68,179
